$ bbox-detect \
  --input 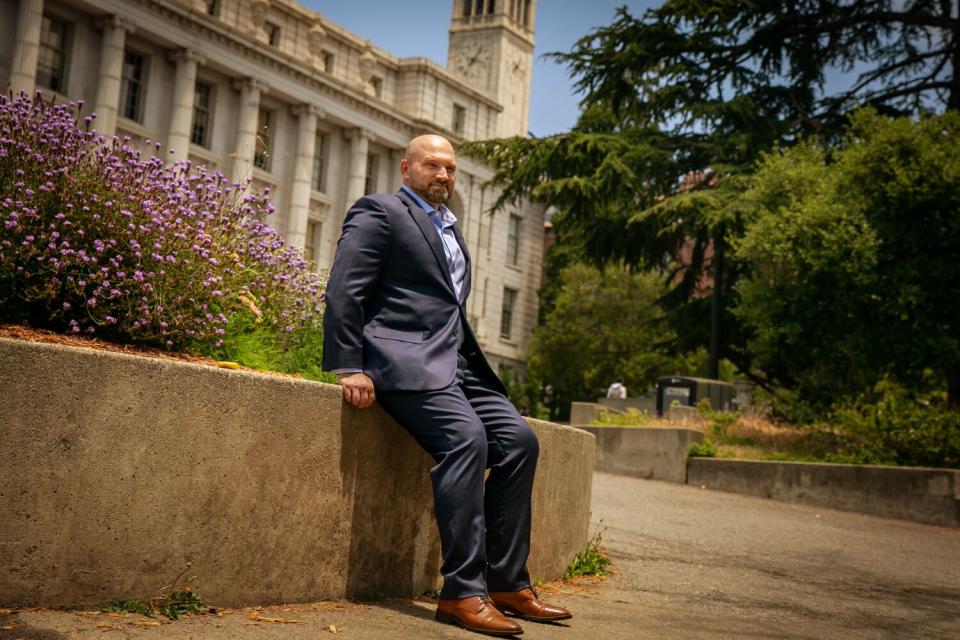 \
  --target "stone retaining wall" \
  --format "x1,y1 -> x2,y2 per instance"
687,458 -> 959,527
0,338 -> 595,607
575,426 -> 703,483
